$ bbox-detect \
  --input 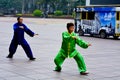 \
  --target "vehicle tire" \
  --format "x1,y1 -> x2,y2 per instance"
78,29 -> 84,36
100,31 -> 107,39
90,34 -> 93,37
113,36 -> 119,39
